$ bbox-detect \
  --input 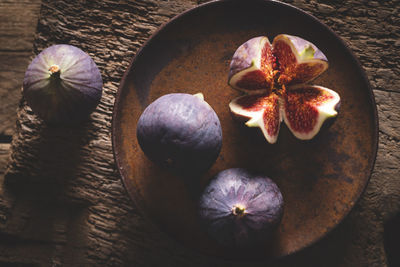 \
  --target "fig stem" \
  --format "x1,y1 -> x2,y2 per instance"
193,92 -> 204,101
232,205 -> 246,217
48,64 -> 61,79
